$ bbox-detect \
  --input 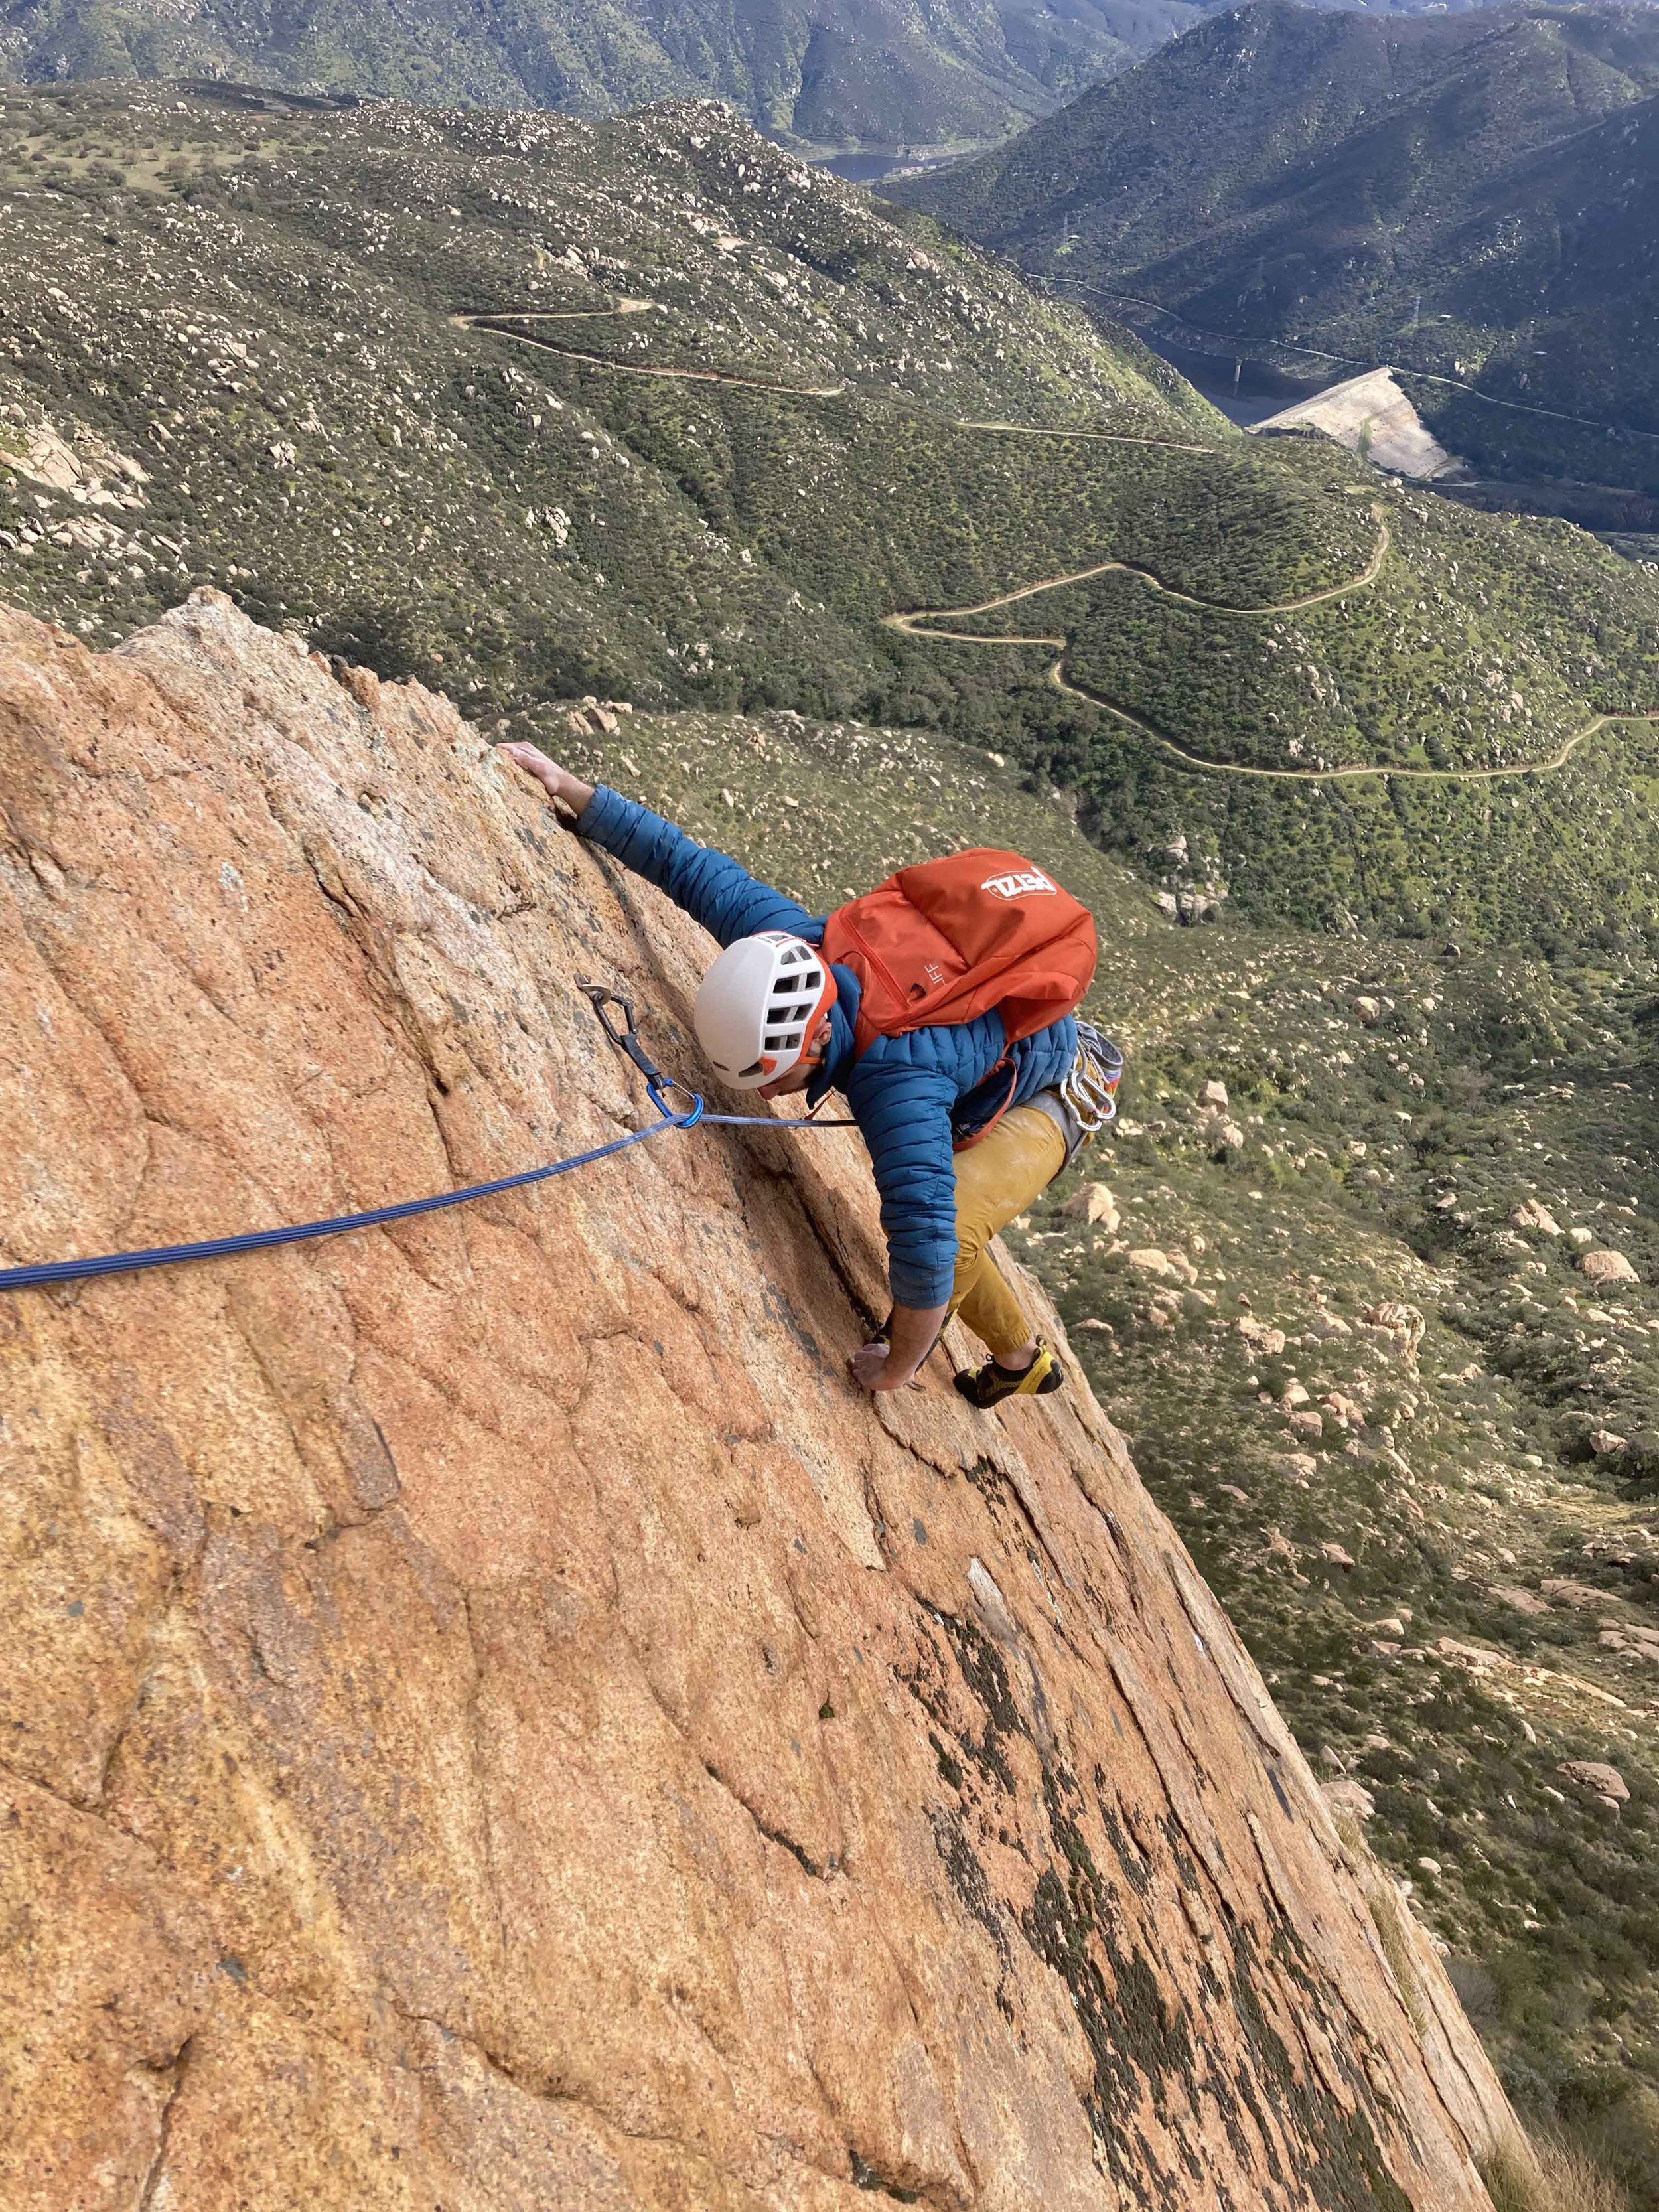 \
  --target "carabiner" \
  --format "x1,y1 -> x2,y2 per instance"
579,980 -> 668,1086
